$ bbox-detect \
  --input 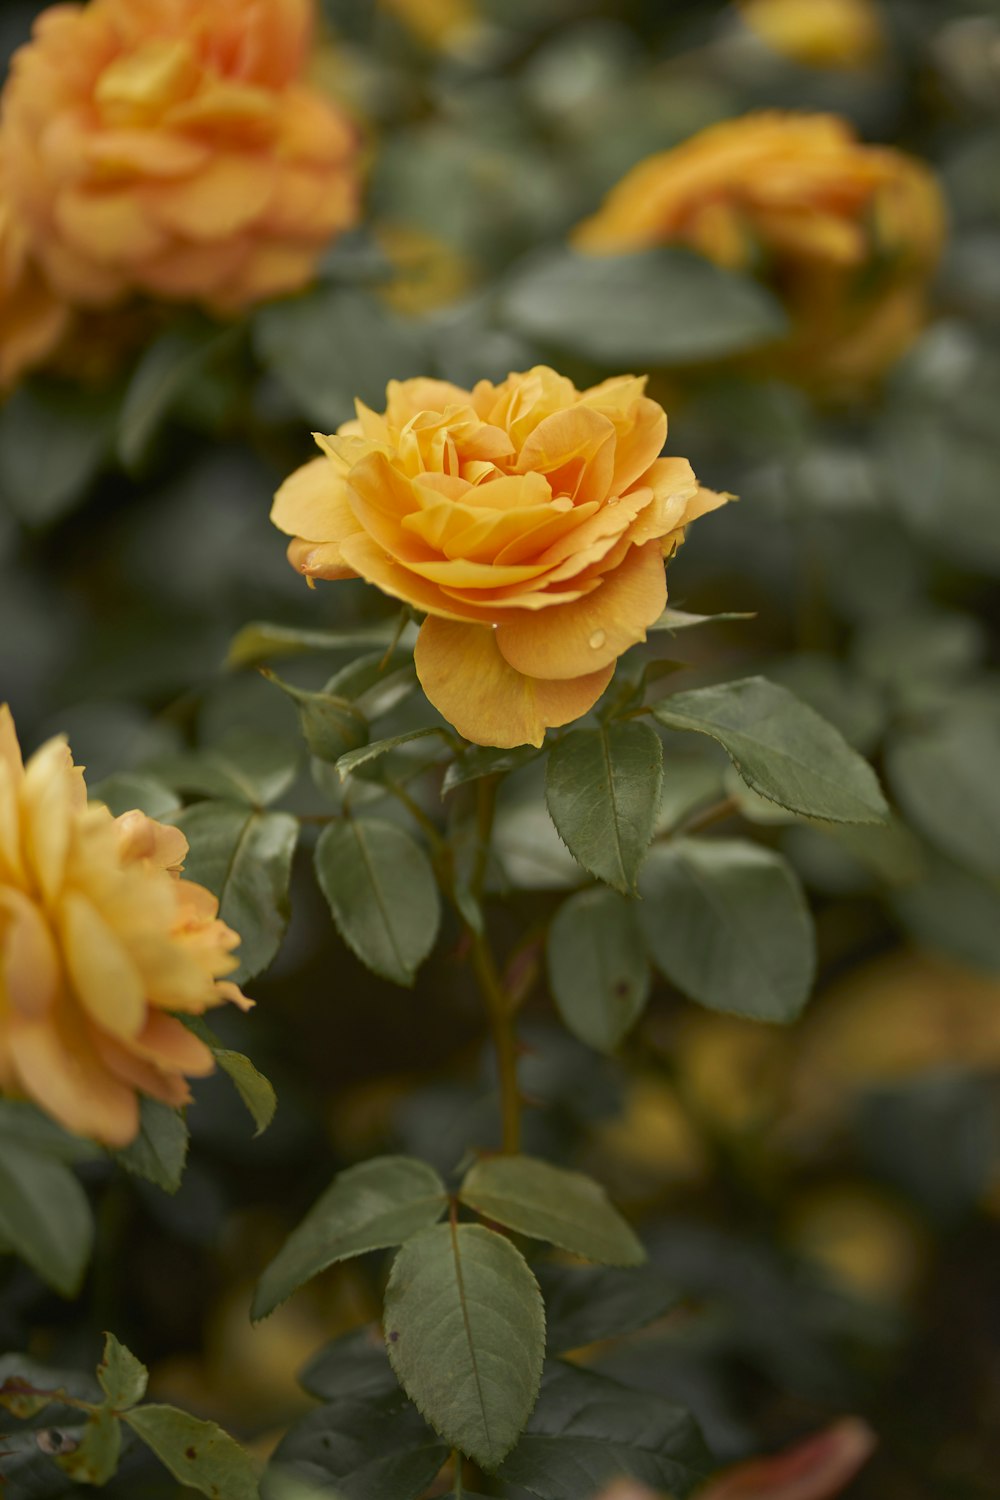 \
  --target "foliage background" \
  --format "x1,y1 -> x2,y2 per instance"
1,0 -> 999,1496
